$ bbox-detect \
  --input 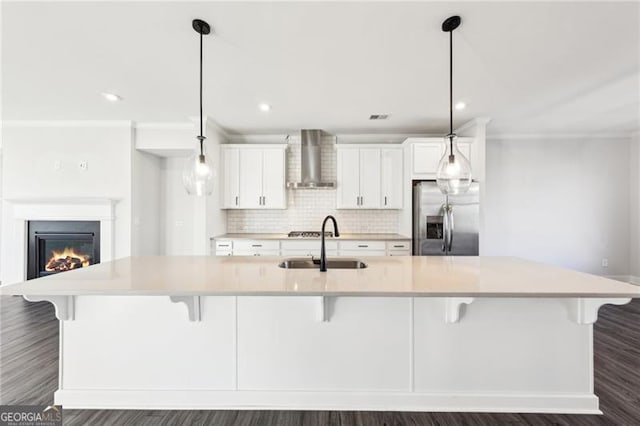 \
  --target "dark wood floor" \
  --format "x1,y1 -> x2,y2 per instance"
2,296 -> 639,425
